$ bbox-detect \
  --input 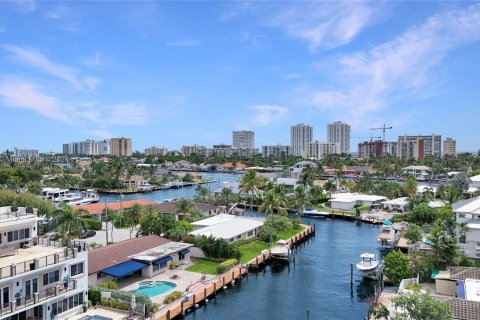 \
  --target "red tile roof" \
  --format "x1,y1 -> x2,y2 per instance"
77,200 -> 156,215
88,235 -> 171,275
